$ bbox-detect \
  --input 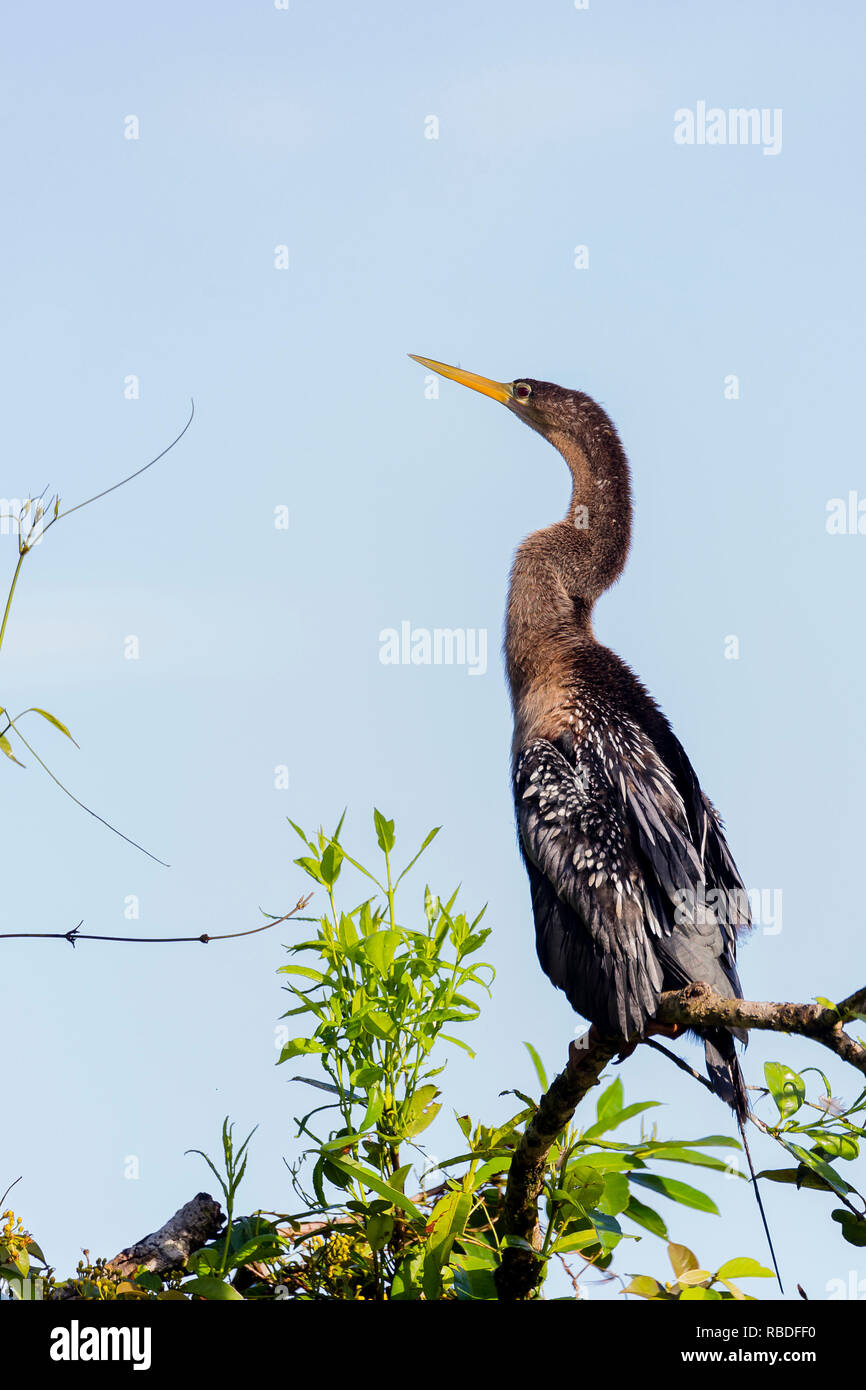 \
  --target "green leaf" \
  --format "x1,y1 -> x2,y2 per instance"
29,708 -> 79,745
589,1210 -> 623,1250
629,1174 -> 718,1214
680,1286 -> 722,1301
809,1132 -> 859,1161
756,1166 -> 833,1191
320,842 -> 343,886
457,928 -> 491,958
277,1038 -> 326,1064
287,818 -> 312,848
676,1268 -> 712,1286
337,912 -> 357,947
361,1010 -> 395,1040
764,1062 -> 806,1119
453,1265 -> 497,1301
389,1163 -> 413,1195
363,931 -> 402,977
295,855 -> 325,885
390,1253 -> 424,1300
623,1275 -> 664,1299
181,1276 -> 244,1300
403,1084 -> 441,1139
0,735 -> 24,767
366,1214 -> 394,1251
832,1210 -> 866,1246
639,1134 -> 741,1150
312,1158 -> 328,1206
277,964 -> 325,983
771,1135 -> 855,1200
524,1041 -> 548,1093
624,1196 -> 667,1238
426,1189 -> 472,1258
598,1172 -> 630,1218
321,1130 -> 375,1152
647,1145 -> 742,1174
187,1247 -> 221,1274
472,1157 -> 512,1186
423,1189 -> 473,1299
715,1258 -> 774,1279
395,827 -> 441,886
373,808 -> 395,855
595,1077 -> 623,1124
351,1063 -> 384,1088
551,1227 -> 603,1254
359,1089 -> 384,1131
555,1165 -> 606,1213
582,1101 -> 661,1140
567,1152 -> 637,1173
326,1156 -> 424,1218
